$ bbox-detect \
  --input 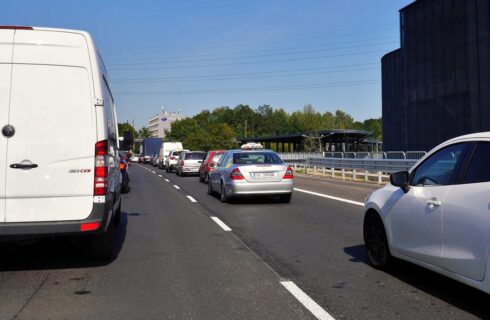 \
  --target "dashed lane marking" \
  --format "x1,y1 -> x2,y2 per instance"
174,185 -> 180,189
186,195 -> 197,203
164,179 -> 170,182
210,216 -> 231,231
280,281 -> 335,320
294,188 -> 363,207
